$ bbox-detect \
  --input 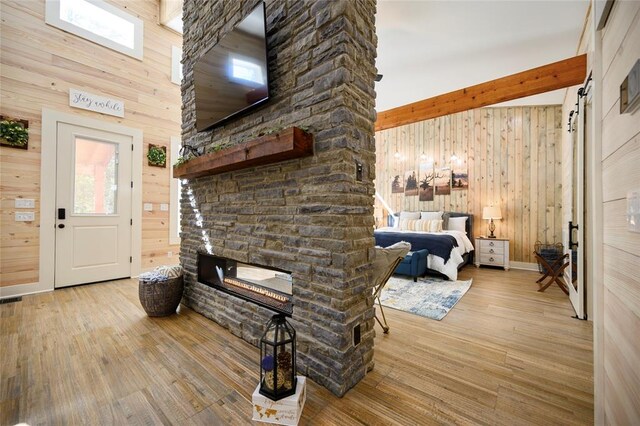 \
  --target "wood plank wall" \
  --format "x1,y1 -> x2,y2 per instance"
600,1 -> 640,423
375,106 -> 563,264
0,0 -> 182,287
